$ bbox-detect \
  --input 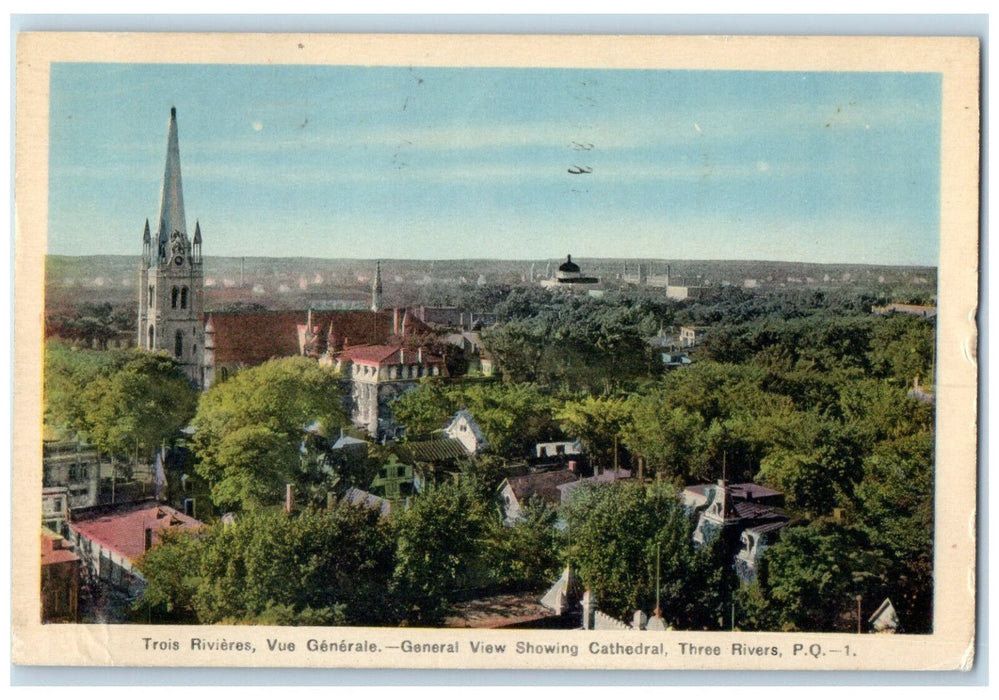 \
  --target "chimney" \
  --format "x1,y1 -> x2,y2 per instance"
582,591 -> 595,630
393,308 -> 400,336
418,347 -> 423,363
285,484 -> 294,514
